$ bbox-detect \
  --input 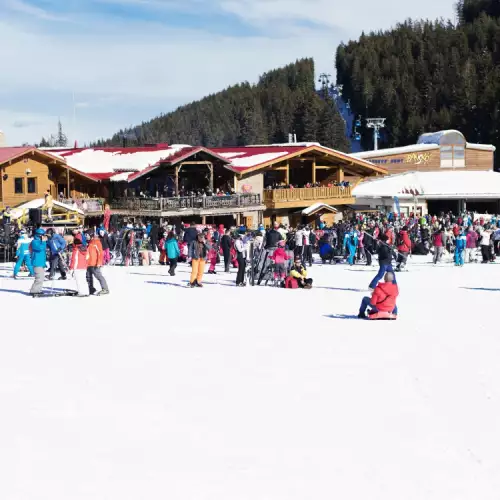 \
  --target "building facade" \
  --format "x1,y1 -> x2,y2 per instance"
351,130 -> 495,174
